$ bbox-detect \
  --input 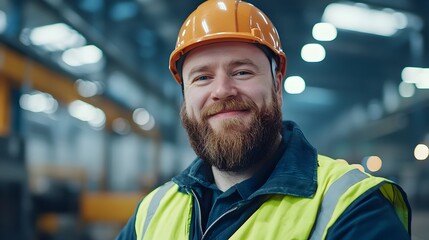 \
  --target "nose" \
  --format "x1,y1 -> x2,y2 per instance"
210,74 -> 237,101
